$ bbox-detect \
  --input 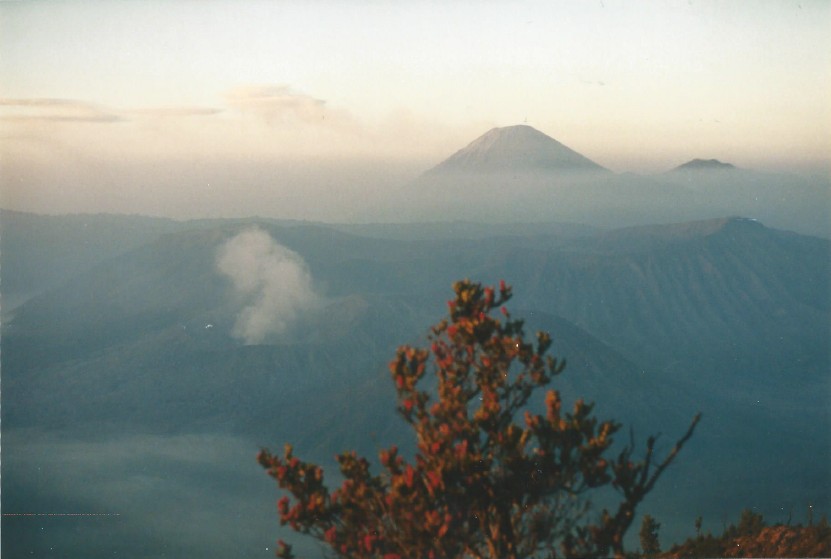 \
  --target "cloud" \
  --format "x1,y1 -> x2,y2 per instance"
224,84 -> 352,127
0,98 -> 123,123
123,107 -> 222,118
0,98 -> 223,124
216,227 -> 321,344
2,429 -> 280,558
0,88 -> 462,165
